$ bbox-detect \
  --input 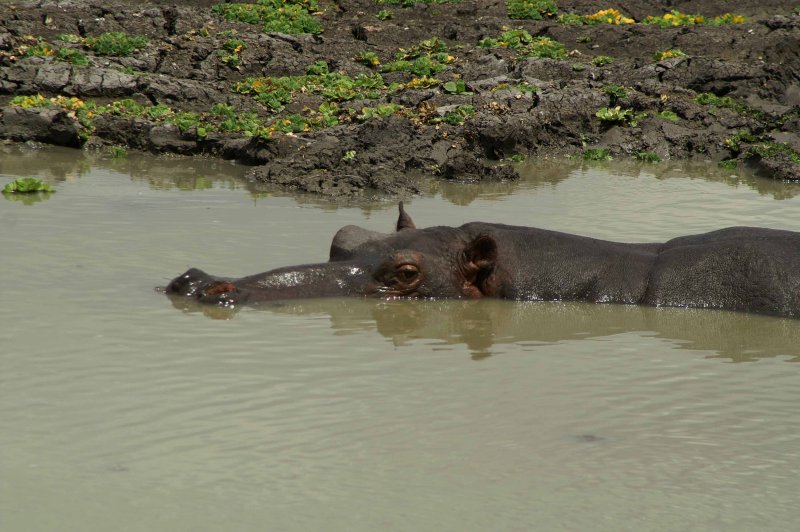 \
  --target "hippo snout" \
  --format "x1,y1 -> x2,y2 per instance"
167,268 -> 246,306
166,268 -> 212,297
